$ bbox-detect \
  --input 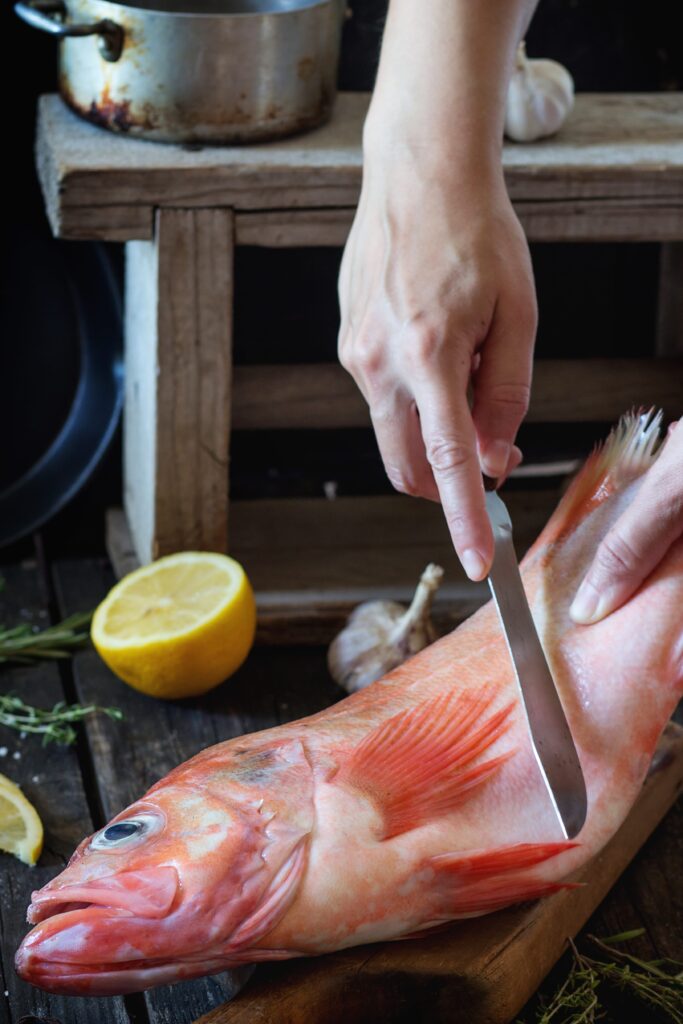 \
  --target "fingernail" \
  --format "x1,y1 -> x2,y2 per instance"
482,440 -> 511,478
569,580 -> 600,624
462,548 -> 487,582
